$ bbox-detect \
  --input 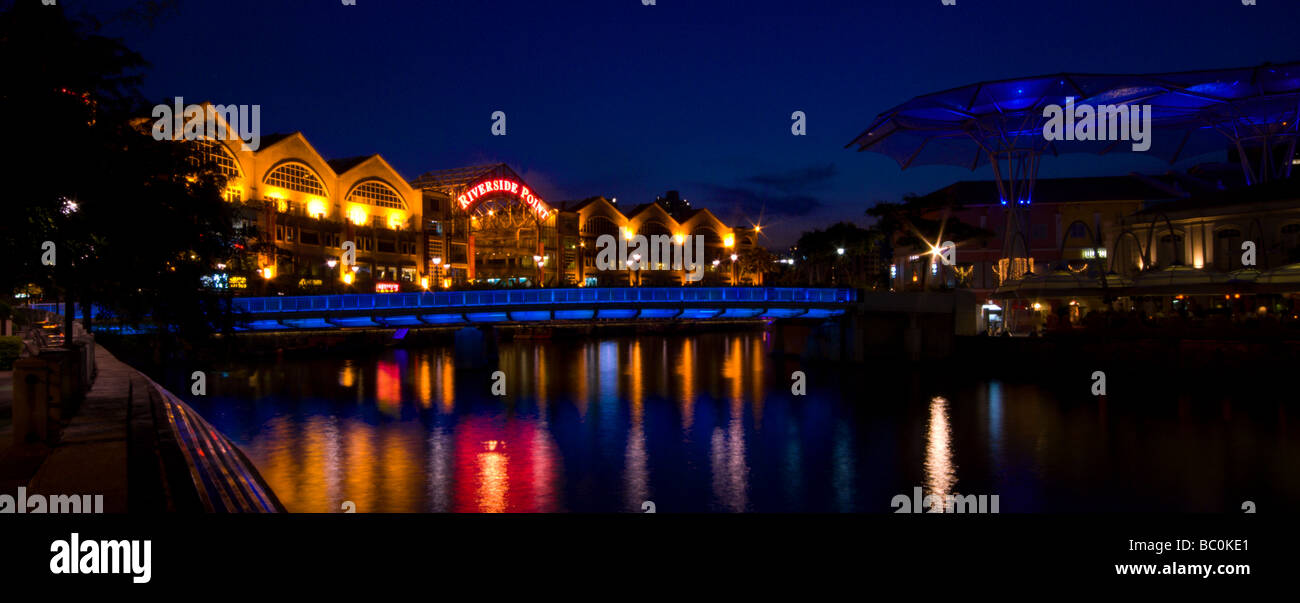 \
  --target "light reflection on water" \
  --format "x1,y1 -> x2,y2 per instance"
925,396 -> 955,504
185,331 -> 1300,513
